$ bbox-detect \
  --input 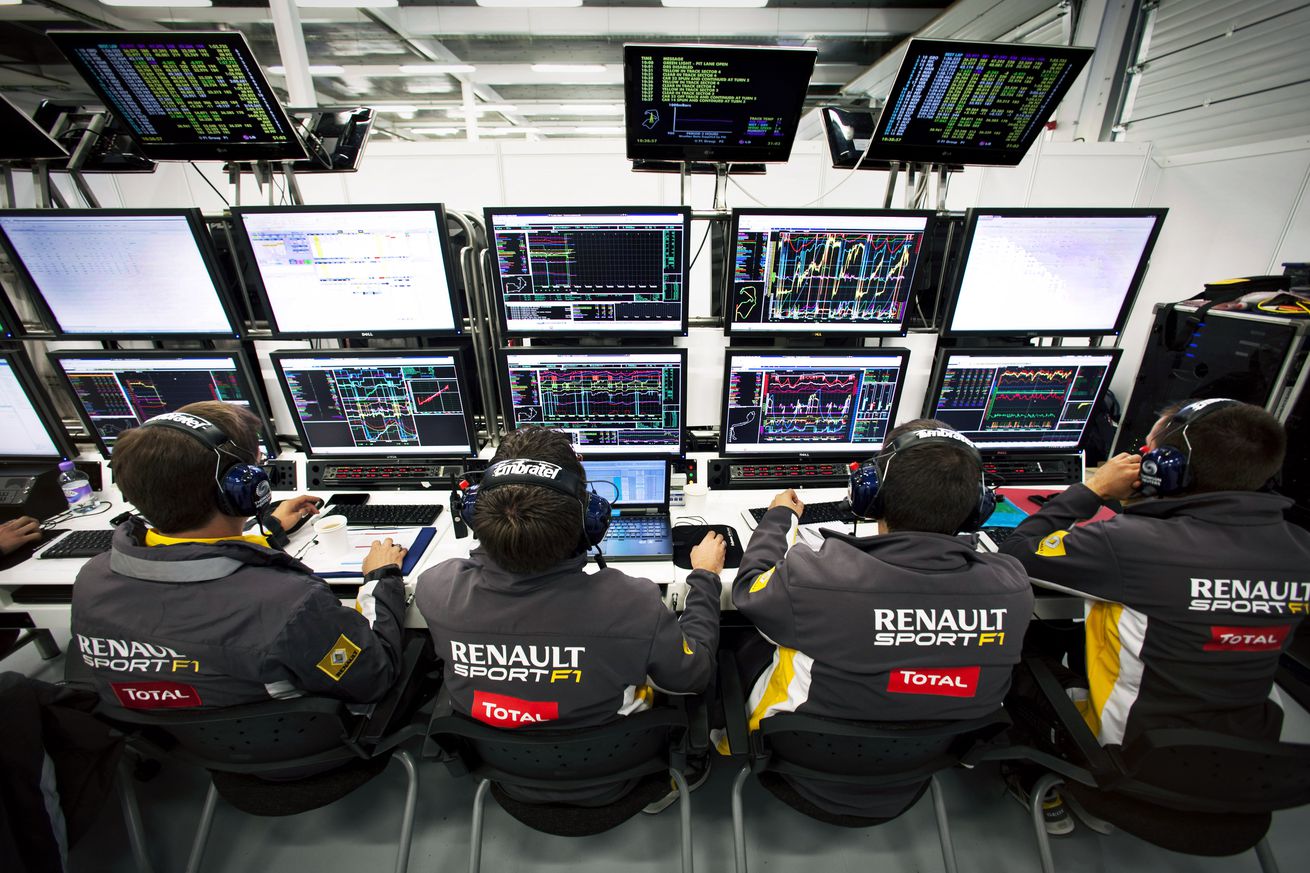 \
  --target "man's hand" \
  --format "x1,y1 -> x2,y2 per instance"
0,516 -> 42,555
769,488 -> 805,518
1086,452 -> 1143,501
270,495 -> 322,532
362,537 -> 407,575
690,532 -> 726,576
